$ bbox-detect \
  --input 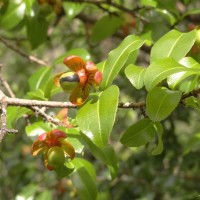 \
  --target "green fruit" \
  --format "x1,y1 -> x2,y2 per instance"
47,146 -> 65,168
59,72 -> 80,92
